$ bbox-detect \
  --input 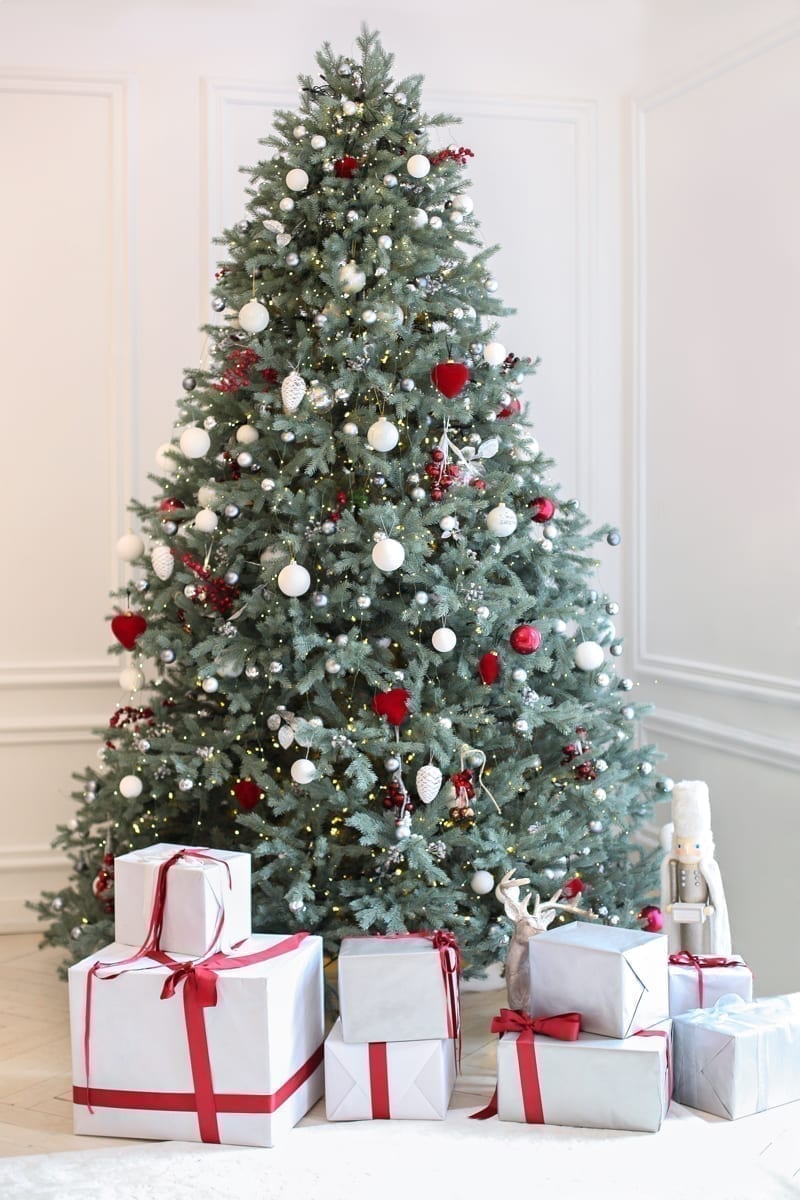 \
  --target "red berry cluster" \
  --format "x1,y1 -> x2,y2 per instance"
214,349 -> 277,393
382,777 -> 413,814
561,725 -> 597,781
449,768 -> 476,821
425,447 -> 460,501
92,851 -> 115,913
180,552 -> 241,617
430,146 -> 474,166
218,450 -> 241,481
327,490 -> 349,525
